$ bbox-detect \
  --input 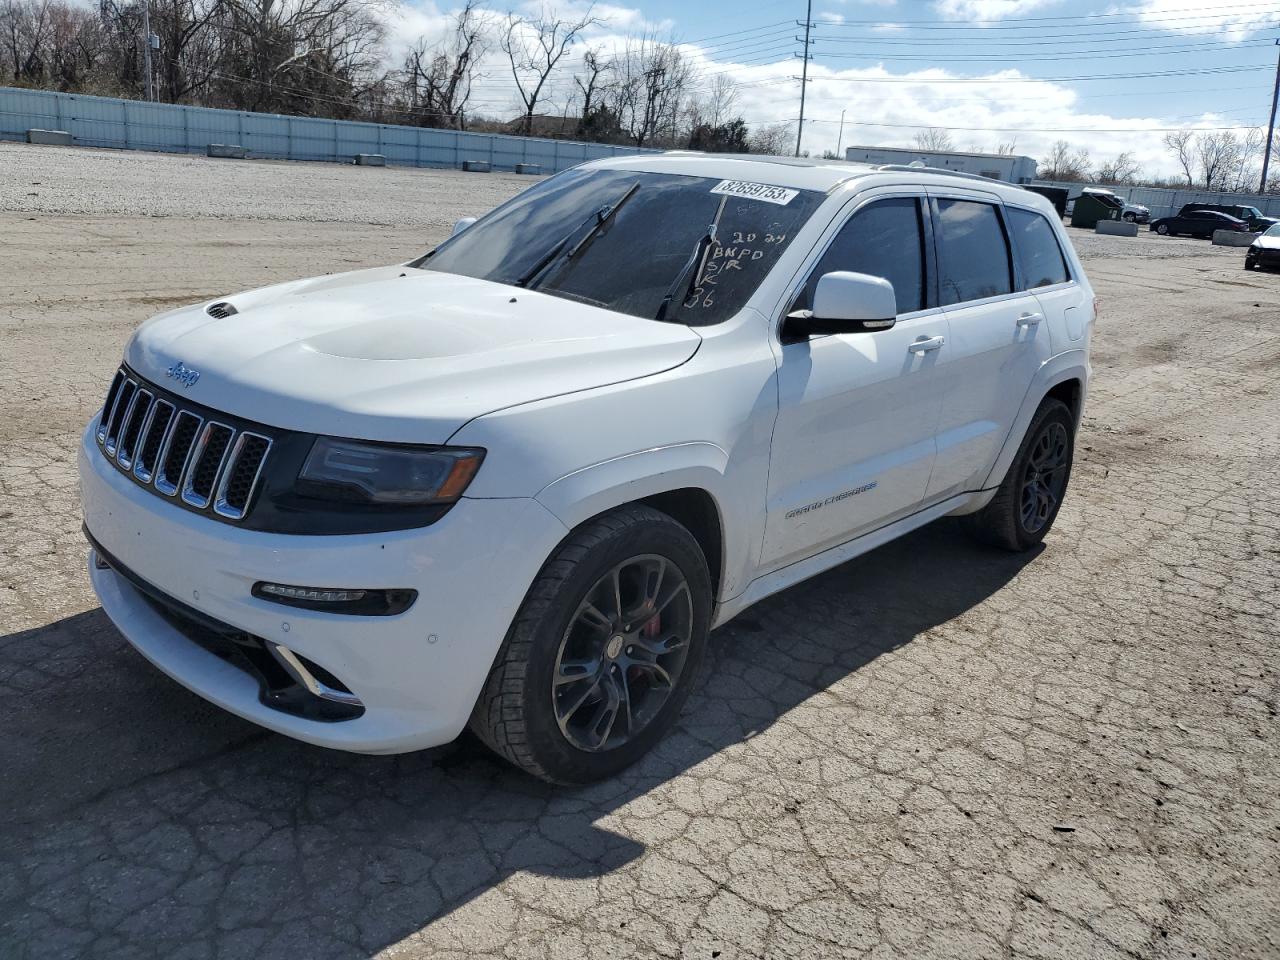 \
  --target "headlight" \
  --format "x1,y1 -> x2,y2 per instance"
298,438 -> 484,505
